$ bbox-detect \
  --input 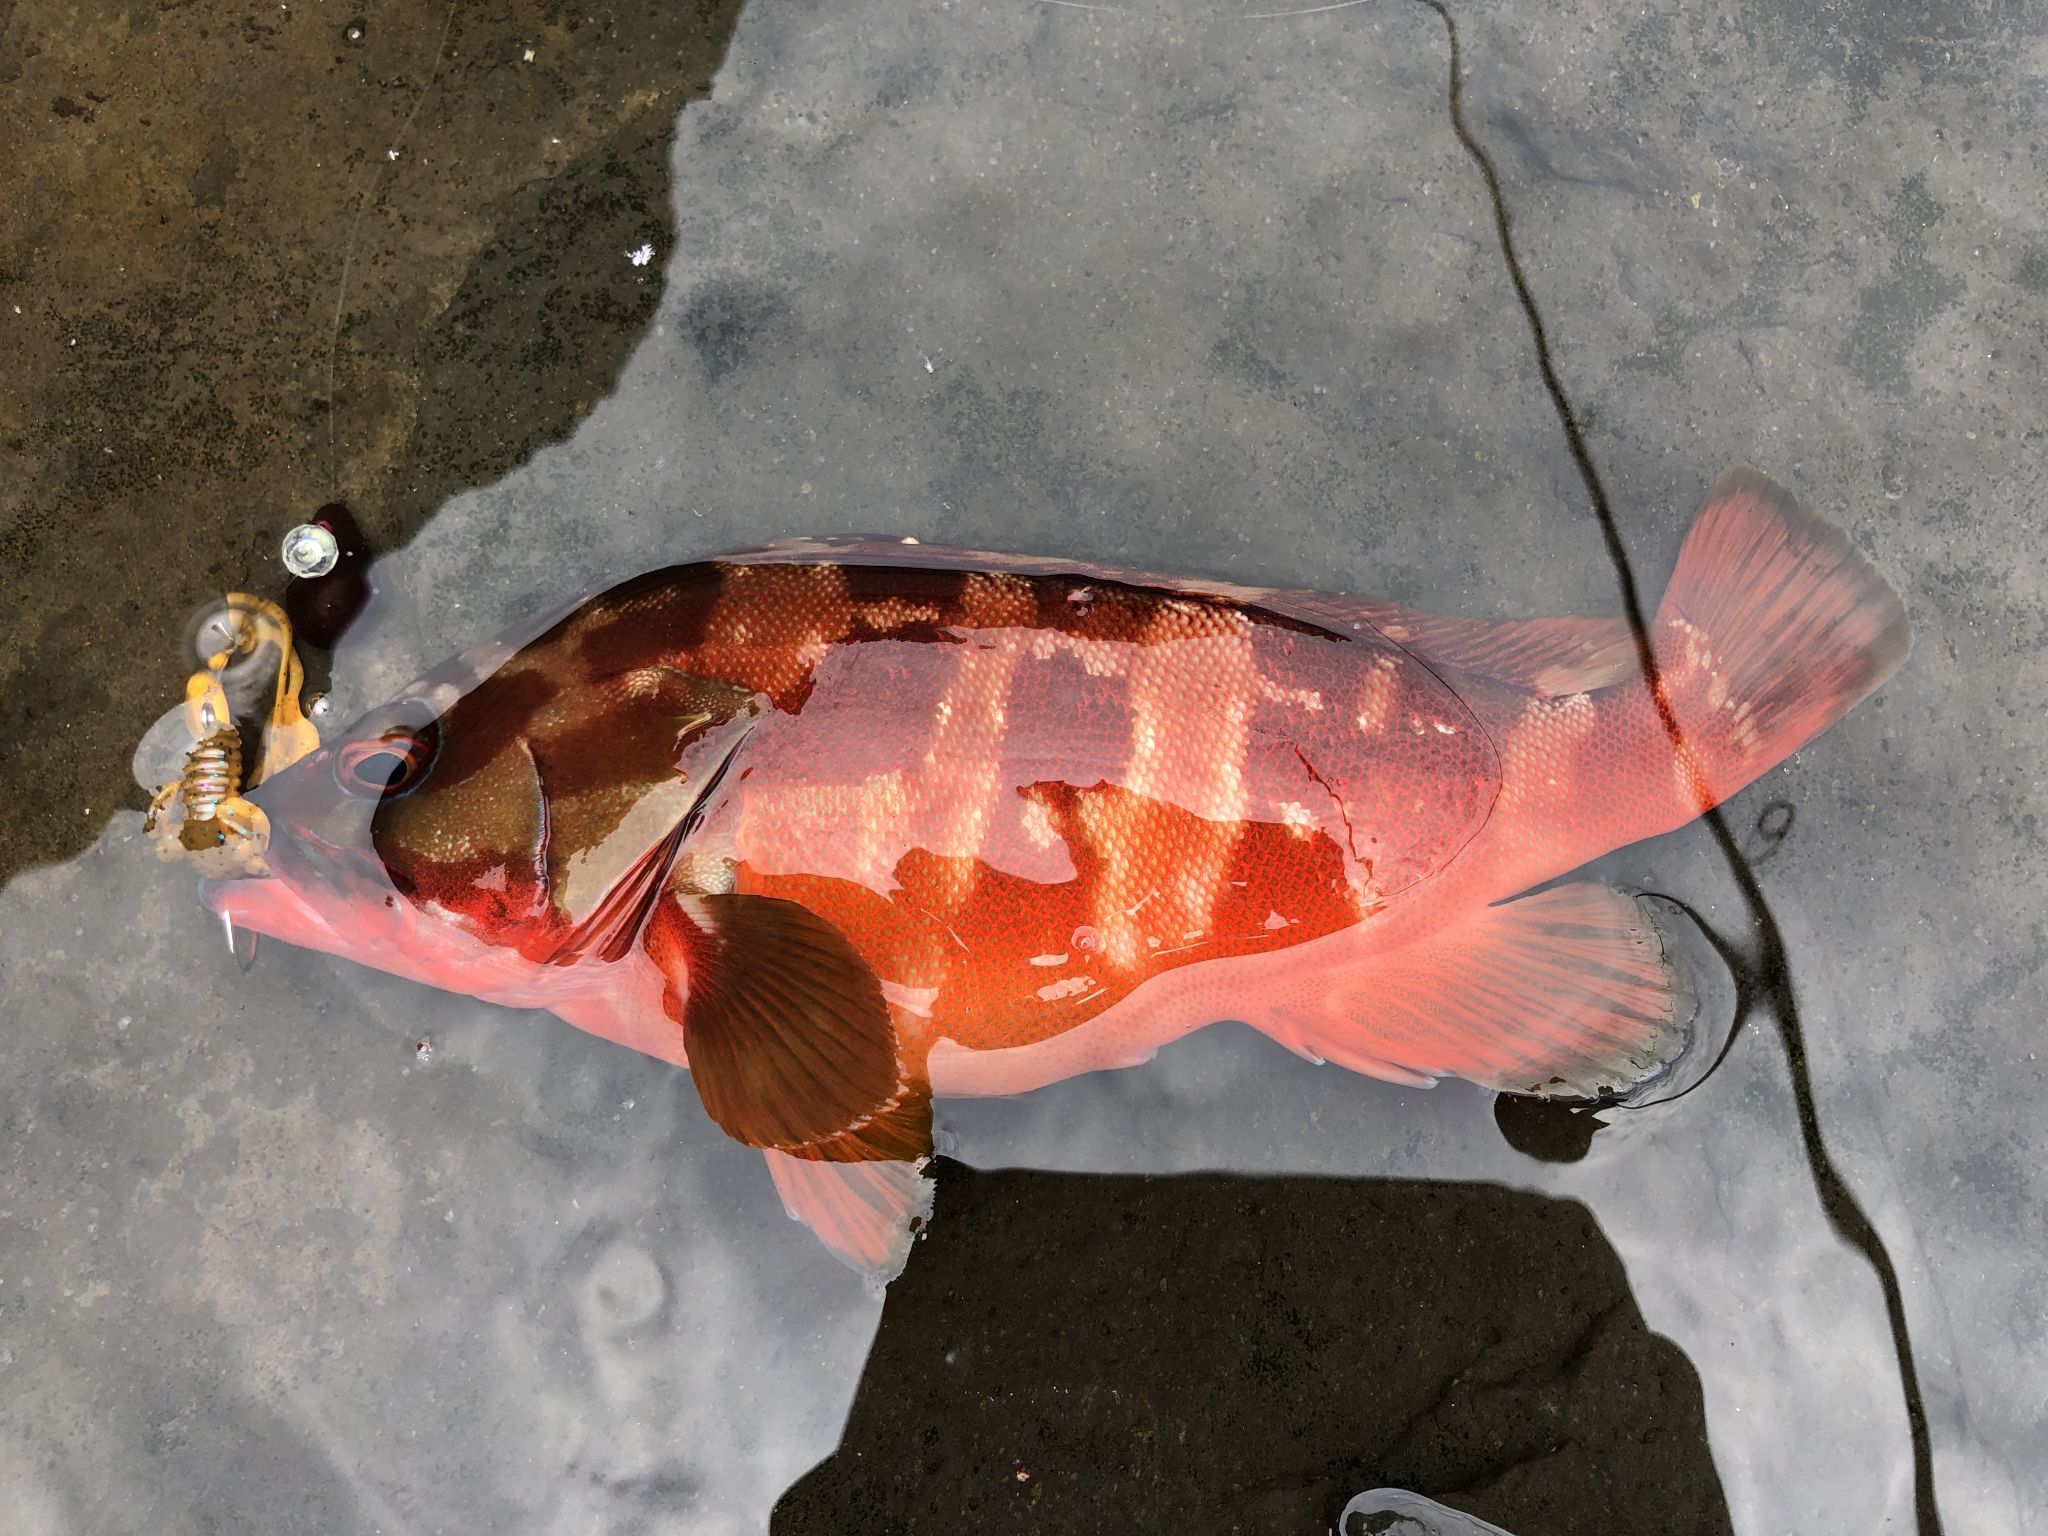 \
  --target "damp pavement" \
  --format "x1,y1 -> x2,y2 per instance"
2,0 -> 2043,1532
